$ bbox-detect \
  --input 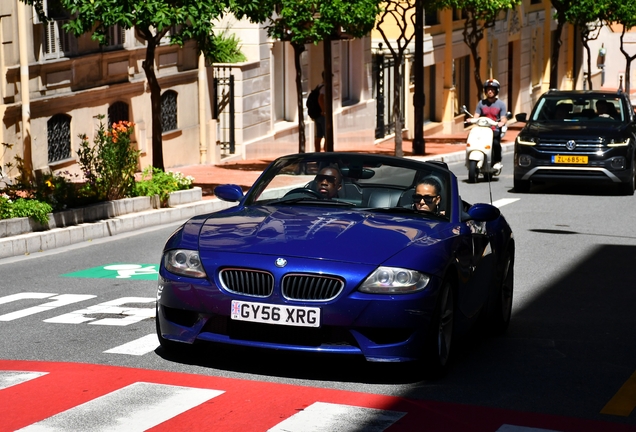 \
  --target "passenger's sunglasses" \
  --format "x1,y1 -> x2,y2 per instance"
315,174 -> 337,184
412,194 -> 438,205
